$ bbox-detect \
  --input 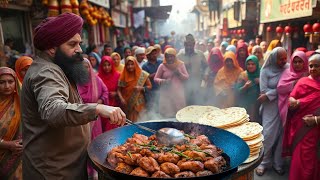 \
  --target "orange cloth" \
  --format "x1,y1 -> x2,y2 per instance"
267,39 -> 280,52
15,56 -> 33,83
118,56 -> 151,121
0,67 -> 21,178
214,51 -> 243,108
163,48 -> 183,70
